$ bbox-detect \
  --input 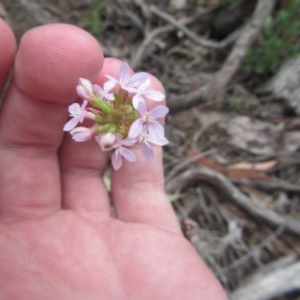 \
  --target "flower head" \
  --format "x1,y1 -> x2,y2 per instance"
63,61 -> 169,170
